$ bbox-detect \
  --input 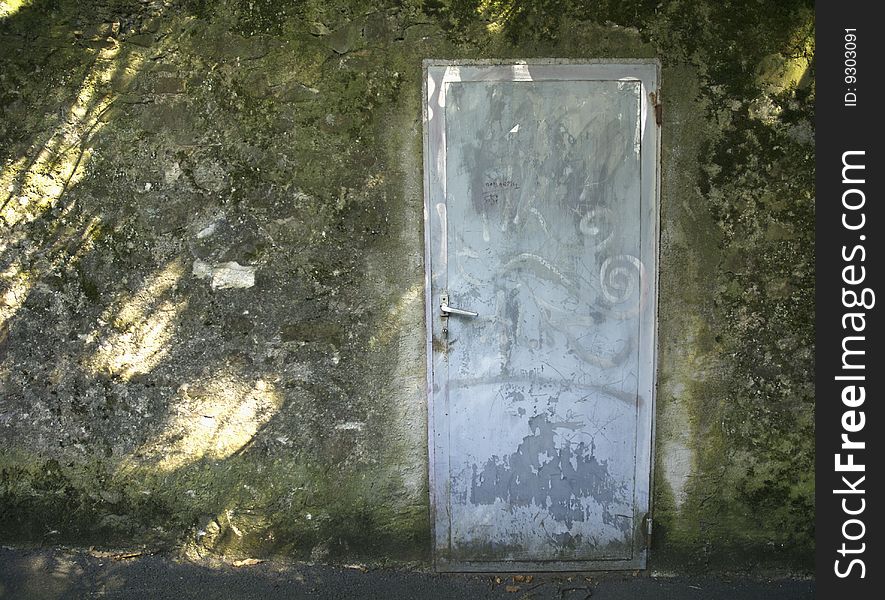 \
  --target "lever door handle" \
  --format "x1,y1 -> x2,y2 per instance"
441,303 -> 478,317
440,293 -> 478,317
